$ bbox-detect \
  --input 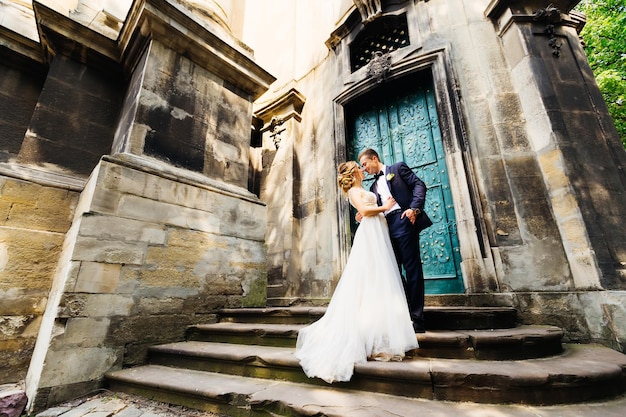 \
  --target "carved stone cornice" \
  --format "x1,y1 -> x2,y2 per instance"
255,87 -> 306,126
485,0 -> 582,36
32,1 -> 120,73
29,0 -> 275,98
0,162 -> 85,191
0,24 -> 45,74
325,8 -> 362,50
353,0 -> 382,23
485,0 -> 580,20
254,87 -> 306,149
119,0 -> 275,99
